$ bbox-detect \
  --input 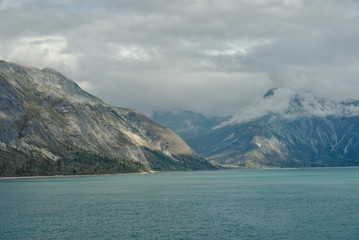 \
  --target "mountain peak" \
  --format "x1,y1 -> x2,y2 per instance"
263,88 -> 278,98
0,61 -> 215,176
